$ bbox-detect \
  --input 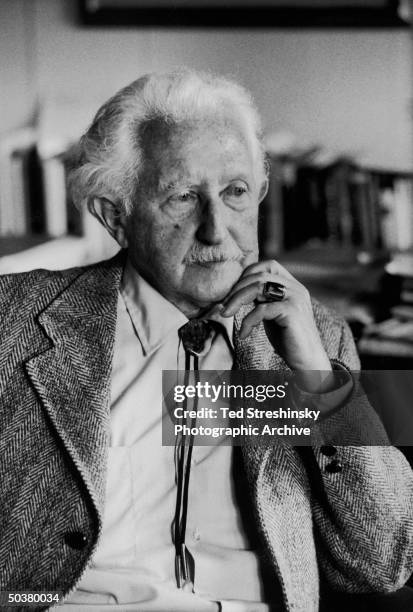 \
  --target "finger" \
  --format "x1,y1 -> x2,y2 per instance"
221,282 -> 263,316
241,259 -> 295,281
239,303 -> 284,339
224,272 -> 292,305
222,278 -> 295,317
